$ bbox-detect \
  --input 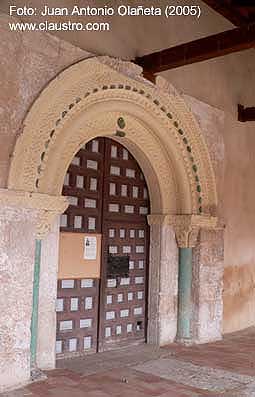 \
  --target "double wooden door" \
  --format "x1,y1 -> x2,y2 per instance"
56,137 -> 150,357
